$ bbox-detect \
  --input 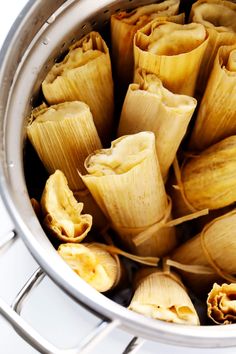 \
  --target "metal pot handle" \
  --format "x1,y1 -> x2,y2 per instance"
0,231 -> 145,354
